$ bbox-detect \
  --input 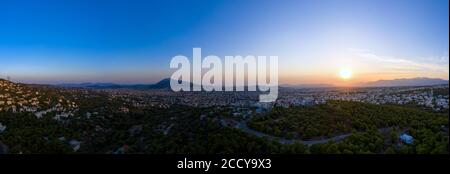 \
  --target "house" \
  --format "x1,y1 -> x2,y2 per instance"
400,133 -> 414,144
69,140 -> 81,152
0,123 -> 6,133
